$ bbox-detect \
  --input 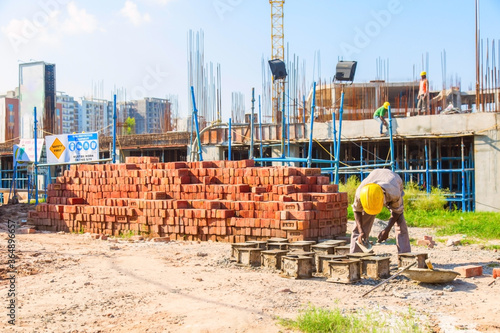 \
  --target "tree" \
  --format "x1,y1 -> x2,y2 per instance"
125,117 -> 136,135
